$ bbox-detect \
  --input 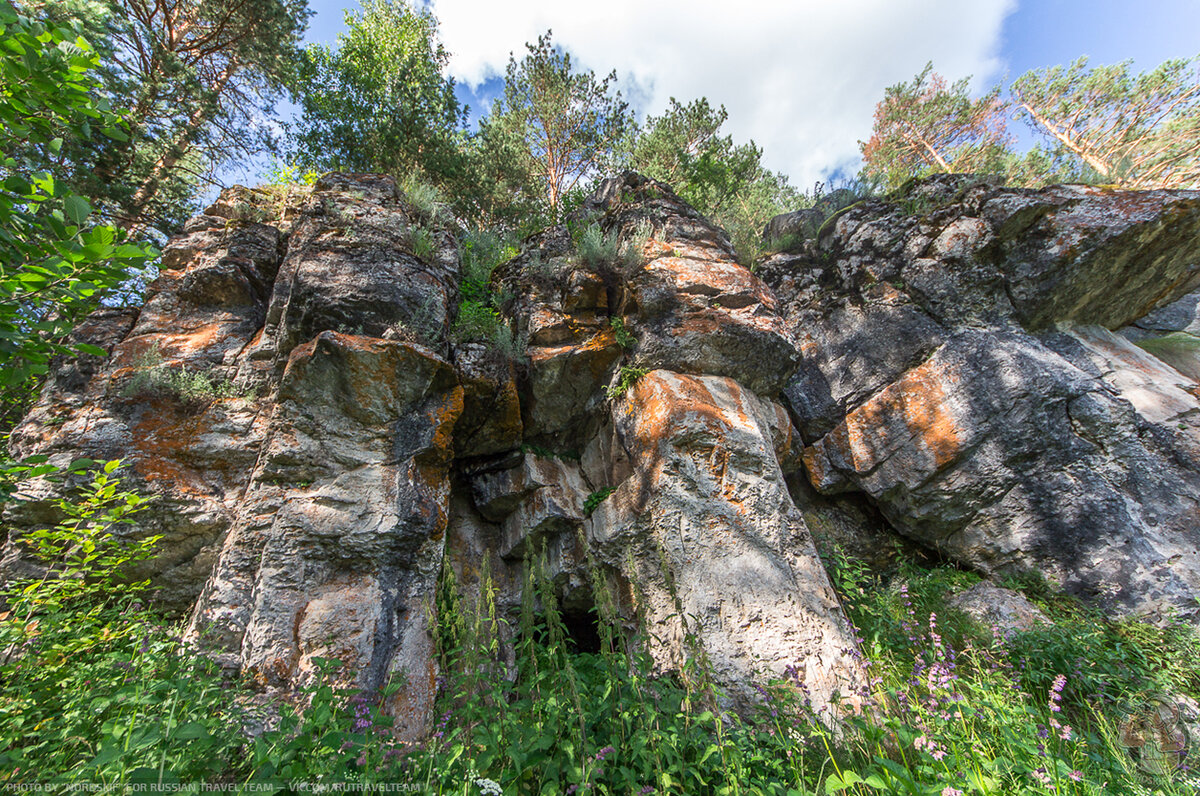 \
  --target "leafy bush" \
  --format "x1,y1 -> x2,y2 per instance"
583,487 -> 615,516
5,469 -> 1197,793
0,5 -> 156,399
0,462 -> 247,784
450,300 -> 526,359
451,300 -> 502,343
610,316 -> 637,348
605,365 -> 649,399
410,224 -> 436,261
820,545 -> 1200,795
461,228 -> 519,303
